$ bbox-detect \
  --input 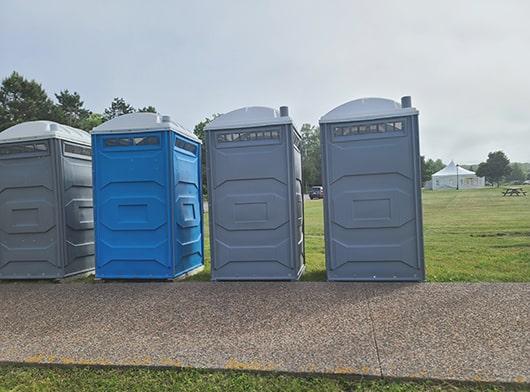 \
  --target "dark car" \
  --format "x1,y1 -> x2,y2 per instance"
309,186 -> 324,200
